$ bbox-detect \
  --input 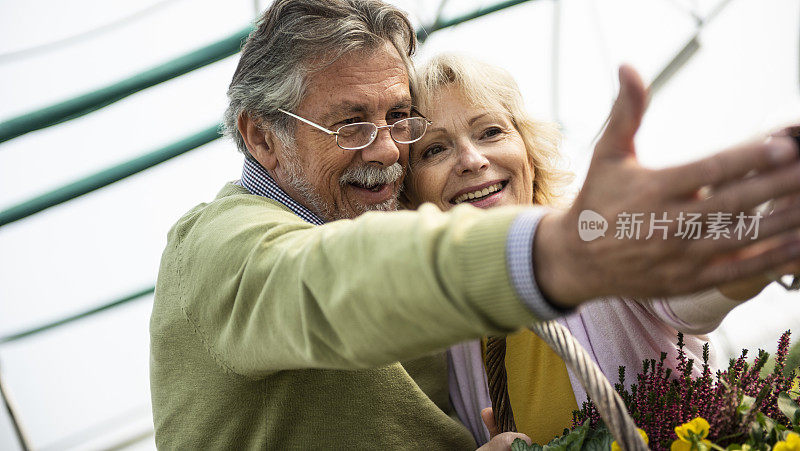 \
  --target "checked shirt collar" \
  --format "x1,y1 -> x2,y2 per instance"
240,157 -> 325,226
